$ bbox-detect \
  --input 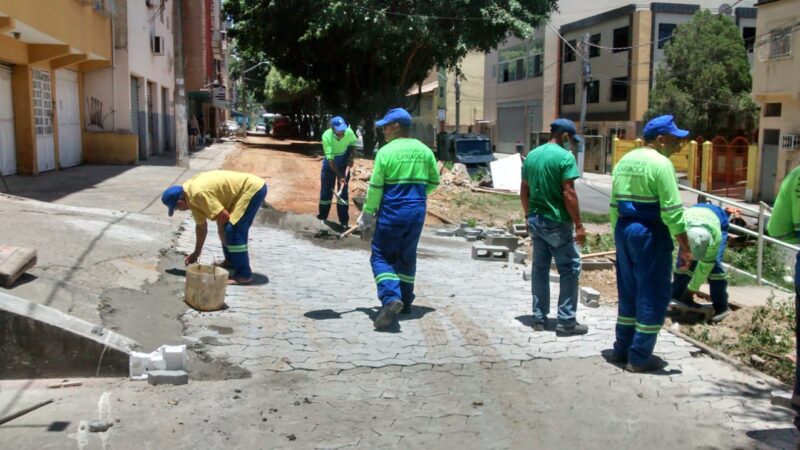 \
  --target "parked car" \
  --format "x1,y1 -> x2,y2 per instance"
271,116 -> 293,139
255,123 -> 267,133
